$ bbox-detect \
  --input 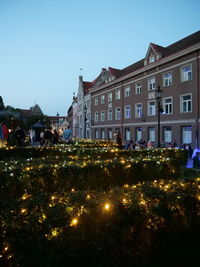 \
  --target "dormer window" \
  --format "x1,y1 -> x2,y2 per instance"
149,54 -> 155,64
